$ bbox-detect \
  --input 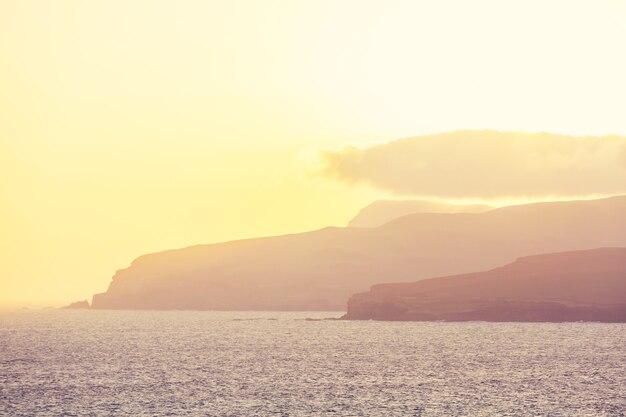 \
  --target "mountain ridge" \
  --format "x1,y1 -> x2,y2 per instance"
342,247 -> 626,321
88,195 -> 626,311
348,199 -> 493,227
